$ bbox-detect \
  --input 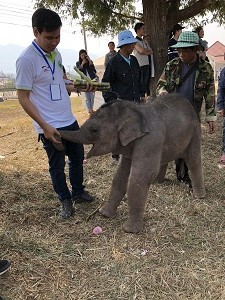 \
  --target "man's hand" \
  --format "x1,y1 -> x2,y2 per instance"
43,124 -> 61,143
43,125 -> 65,151
85,83 -> 96,92
208,121 -> 215,134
